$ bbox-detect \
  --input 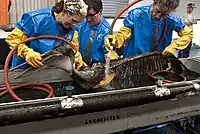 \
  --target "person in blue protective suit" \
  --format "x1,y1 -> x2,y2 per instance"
71,0 -> 118,70
6,0 -> 88,68
105,0 -> 193,58
177,3 -> 197,58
